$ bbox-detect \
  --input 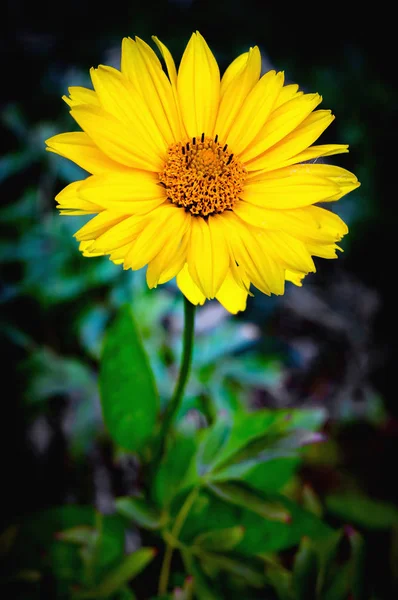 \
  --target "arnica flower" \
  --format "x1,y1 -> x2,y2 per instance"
46,32 -> 360,314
